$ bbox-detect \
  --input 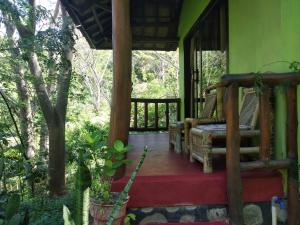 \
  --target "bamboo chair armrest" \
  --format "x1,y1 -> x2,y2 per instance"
191,118 -> 226,127
197,118 -> 226,125
240,130 -> 260,137
190,128 -> 260,139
